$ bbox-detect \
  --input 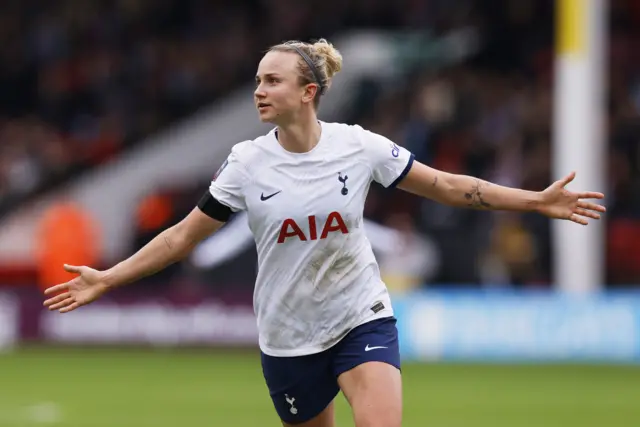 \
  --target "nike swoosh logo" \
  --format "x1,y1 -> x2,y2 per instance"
364,345 -> 388,352
260,191 -> 282,201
